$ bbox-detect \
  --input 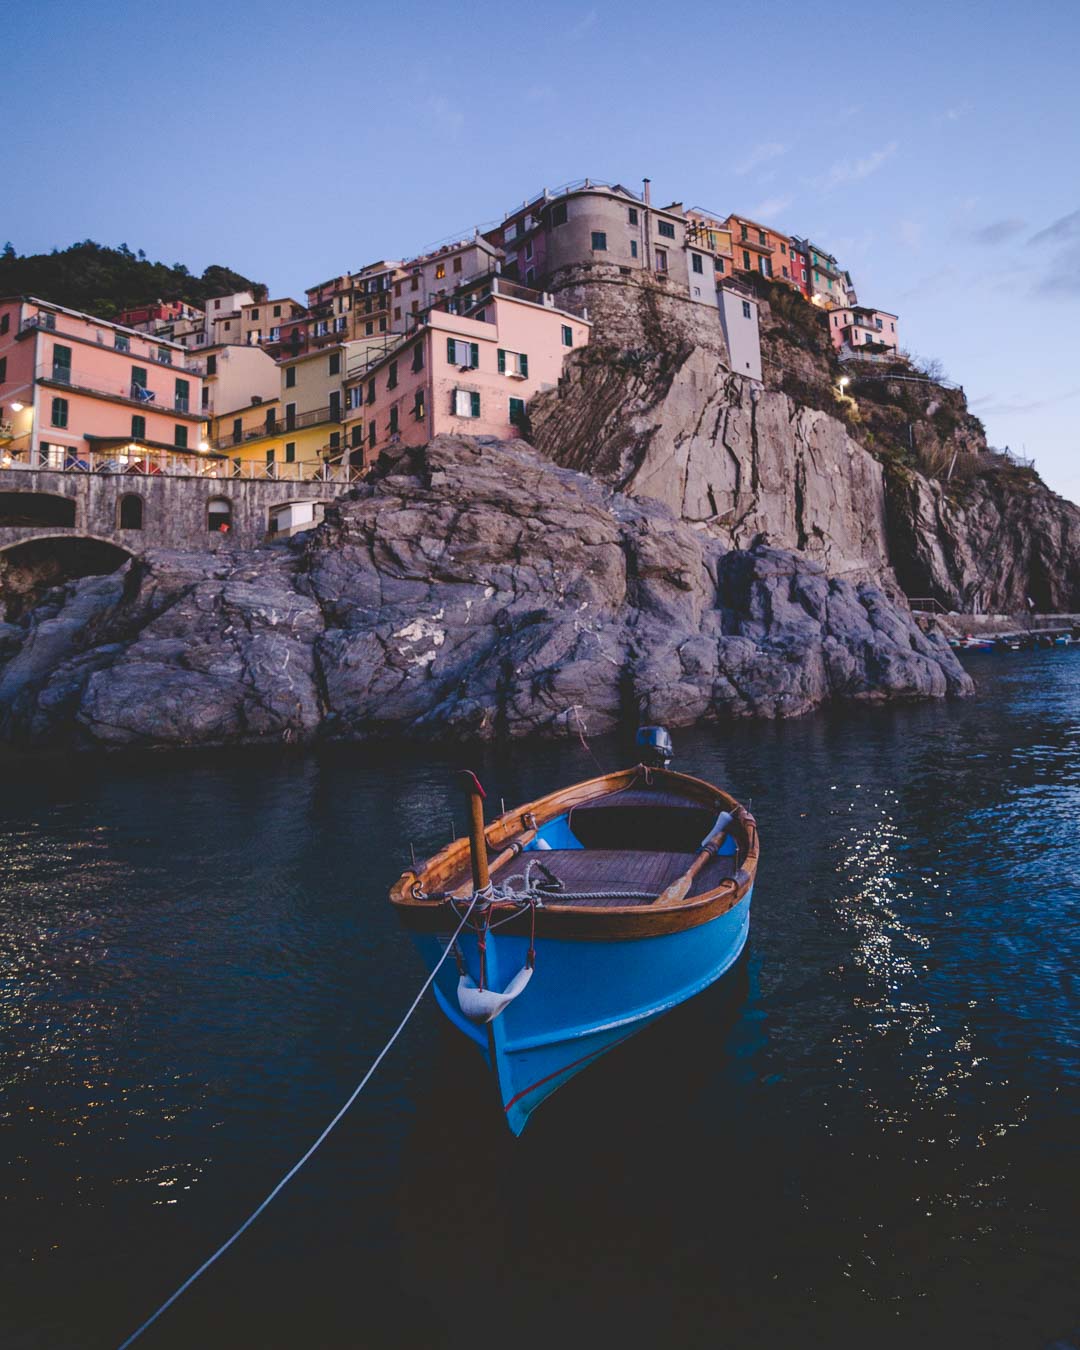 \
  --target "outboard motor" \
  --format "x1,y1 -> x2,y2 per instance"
636,725 -> 673,769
